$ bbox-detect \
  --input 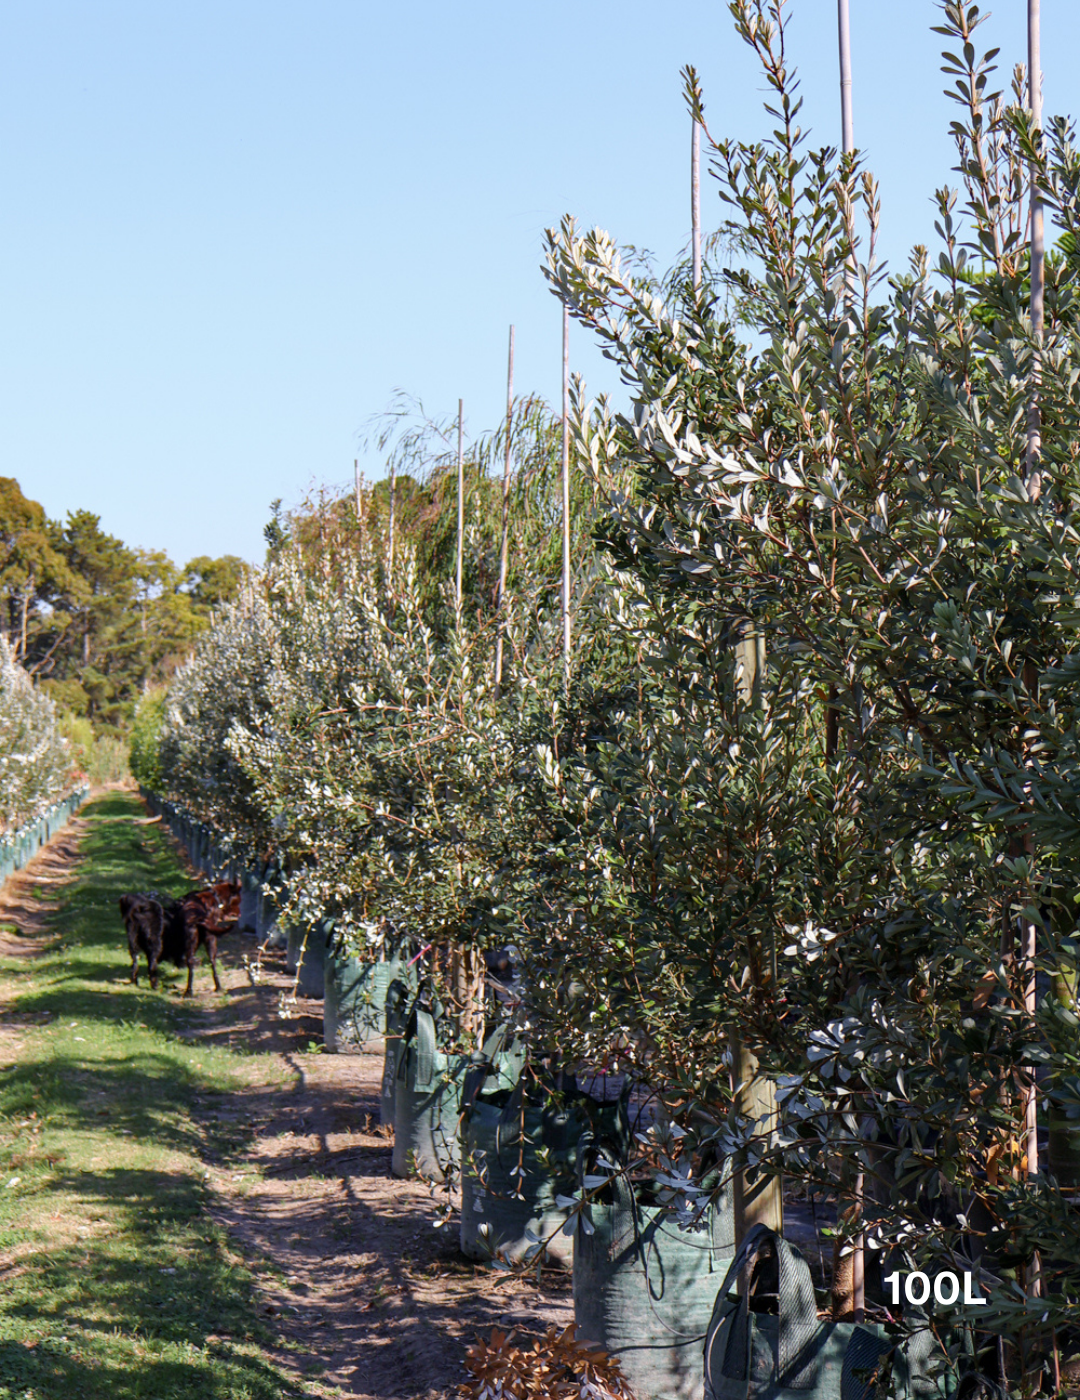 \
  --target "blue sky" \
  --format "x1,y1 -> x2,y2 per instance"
1,1 -> 1075,567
